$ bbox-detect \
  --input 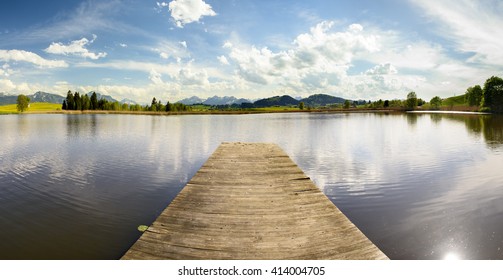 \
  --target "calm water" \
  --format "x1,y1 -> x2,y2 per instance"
1,112 -> 503,260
